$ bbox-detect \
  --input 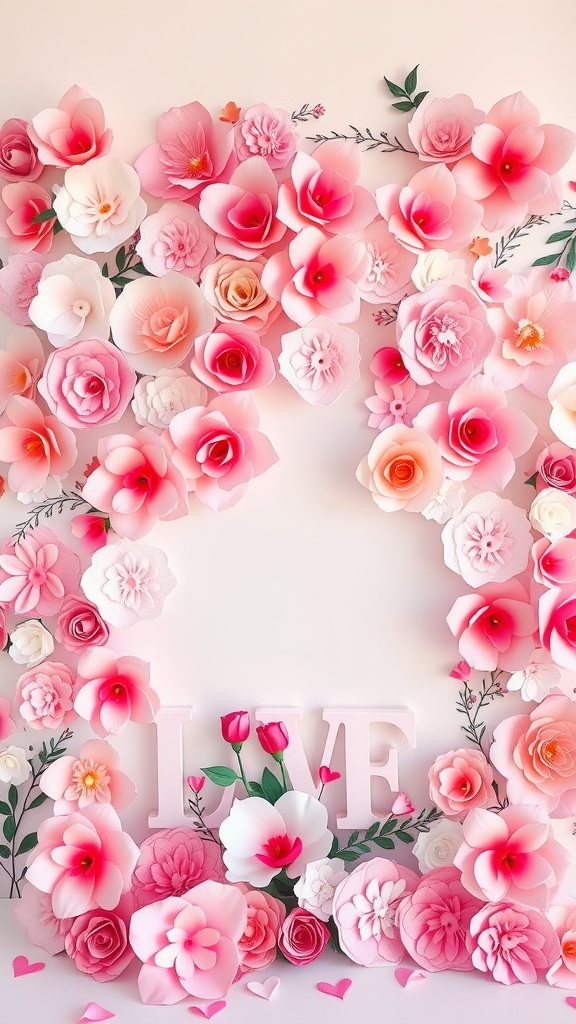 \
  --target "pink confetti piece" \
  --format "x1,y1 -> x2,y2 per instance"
246,977 -> 280,1001
78,1004 -> 116,1024
394,967 -> 426,988
318,766 -> 341,784
12,955 -> 45,977
316,978 -> 352,1000
189,1002 -> 227,1019
566,996 -> 576,1008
